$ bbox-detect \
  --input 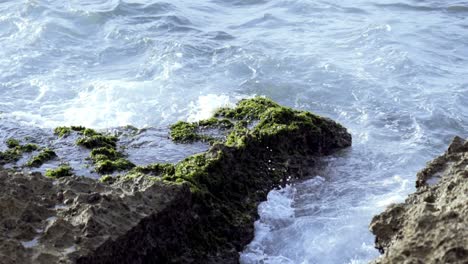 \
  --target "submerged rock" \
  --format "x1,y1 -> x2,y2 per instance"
370,136 -> 468,264
0,97 -> 351,263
